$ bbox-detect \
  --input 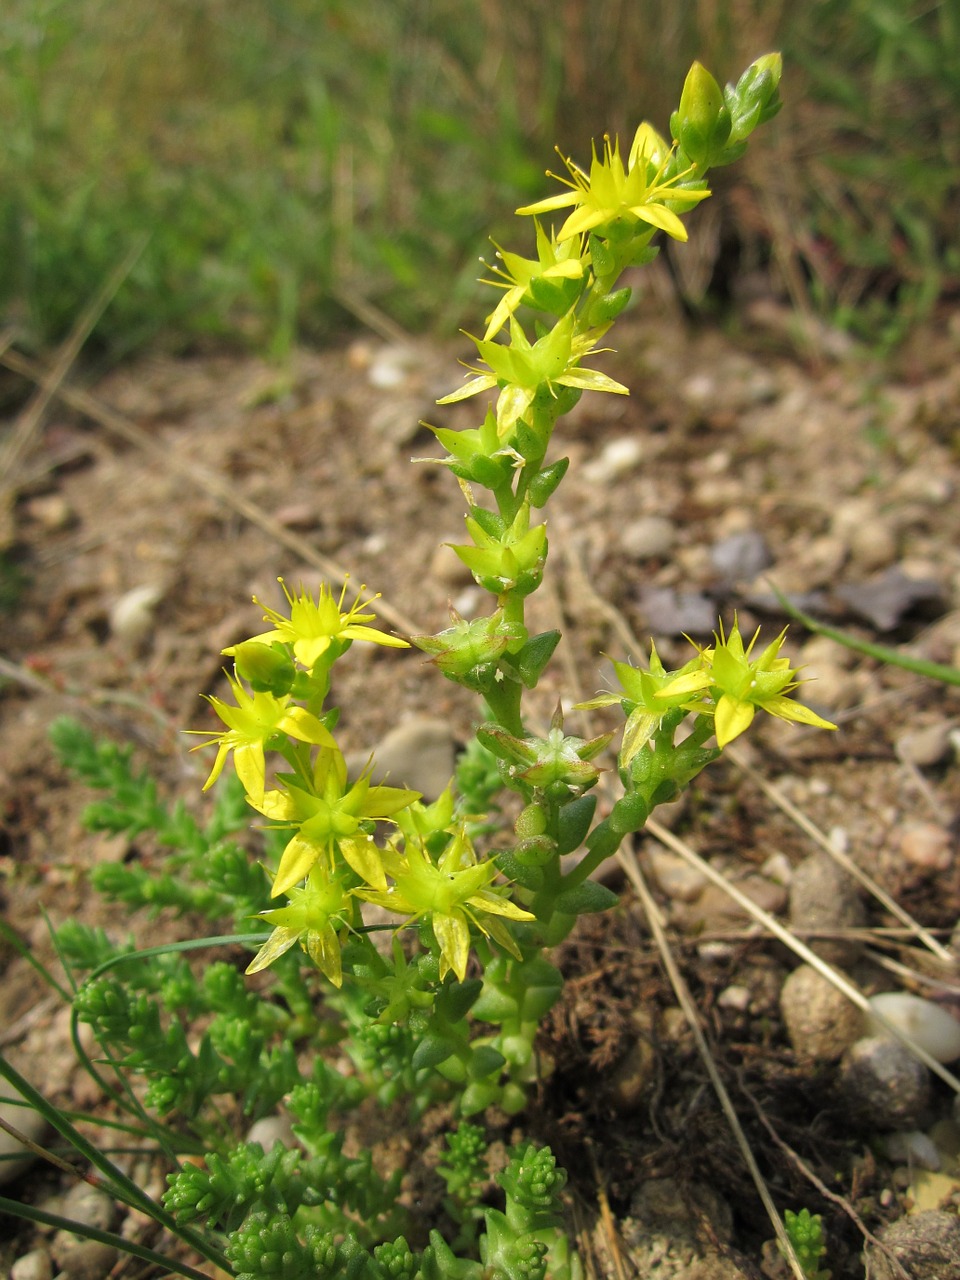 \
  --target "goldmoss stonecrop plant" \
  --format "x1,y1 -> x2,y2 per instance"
0,52 -> 838,1280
